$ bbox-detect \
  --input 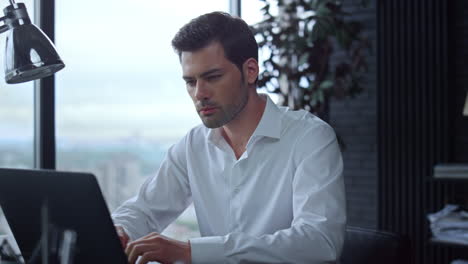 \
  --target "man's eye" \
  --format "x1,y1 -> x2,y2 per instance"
207,75 -> 221,81
186,80 -> 196,86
